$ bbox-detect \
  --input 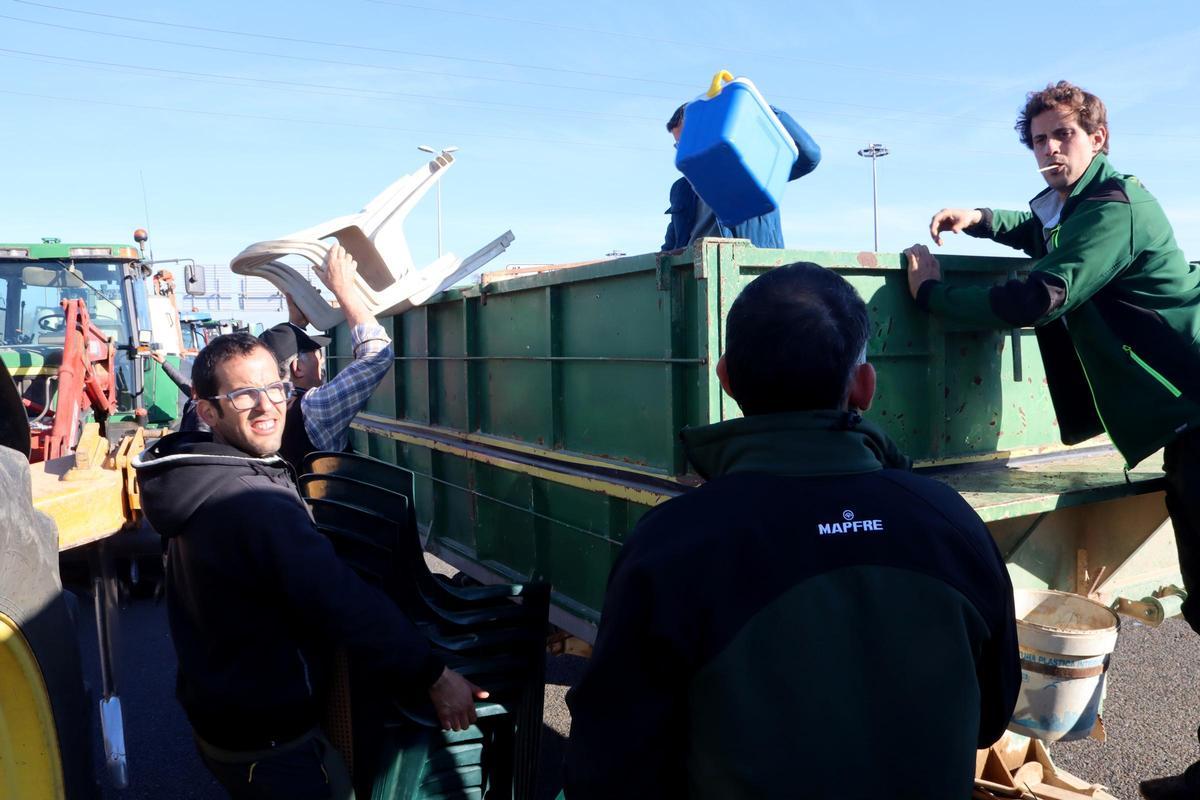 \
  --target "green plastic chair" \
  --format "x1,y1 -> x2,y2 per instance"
370,703 -> 512,800
302,453 -> 549,611
299,453 -> 549,799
